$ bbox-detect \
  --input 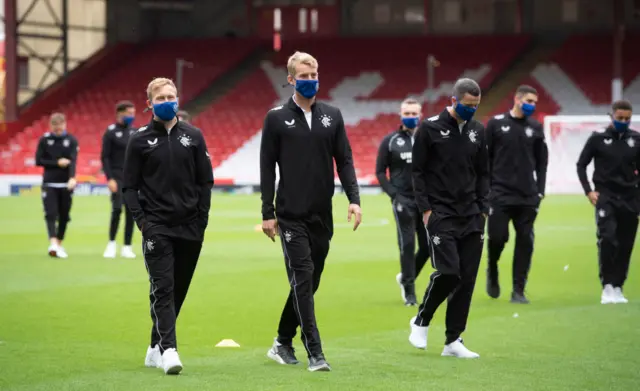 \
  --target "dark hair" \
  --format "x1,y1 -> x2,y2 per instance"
453,78 -> 481,99
115,100 -> 135,113
612,100 -> 633,112
515,85 -> 537,97
177,110 -> 191,121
